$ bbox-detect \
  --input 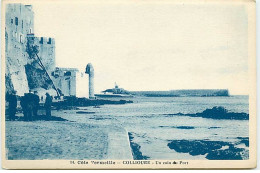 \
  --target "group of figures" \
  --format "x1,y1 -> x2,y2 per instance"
6,90 -> 53,121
